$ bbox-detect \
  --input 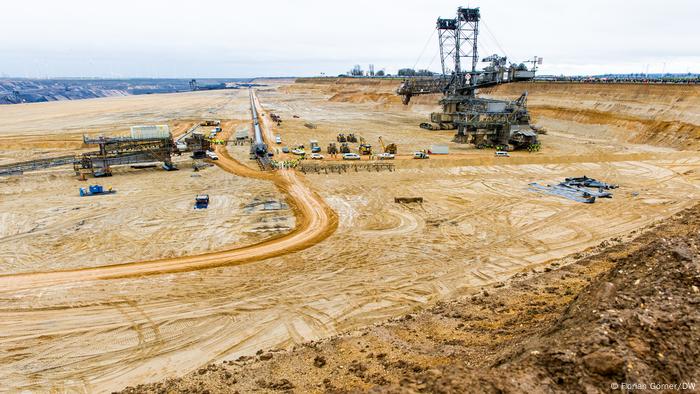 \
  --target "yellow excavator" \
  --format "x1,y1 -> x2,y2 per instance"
358,136 -> 372,155
378,136 -> 397,154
